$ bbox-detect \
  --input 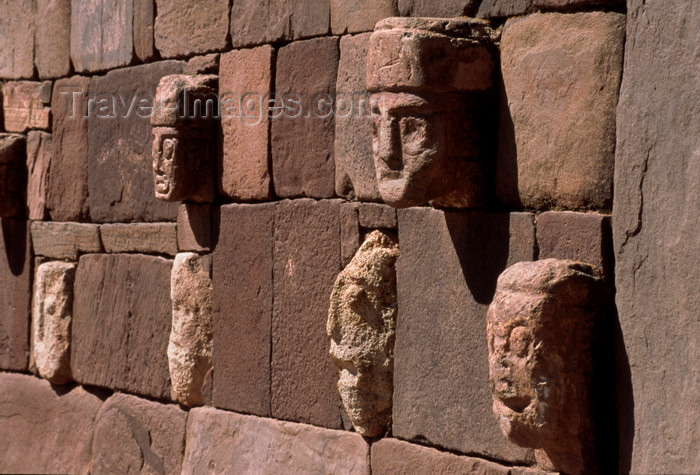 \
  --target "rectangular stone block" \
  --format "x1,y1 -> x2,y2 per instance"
272,199 -> 344,428
213,203 -> 274,416
47,76 -> 91,222
92,393 -> 187,475
100,223 -> 178,255
393,207 -> 535,462
186,53 -> 220,75
177,203 -> 212,252
331,0 -> 397,34
0,373 -> 102,474
398,0 -> 480,17
88,61 -> 184,223
70,0 -> 133,73
31,222 -> 102,260
272,37 -> 339,199
357,202 -> 397,229
0,0 -> 35,79
477,0 -> 533,18
154,0 -> 229,58
35,0 -> 71,79
183,407 -> 370,474
2,81 -> 52,132
26,131 -> 51,220
219,45 -> 273,201
0,219 -> 31,371
134,0 -> 156,62
72,254 -> 173,400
